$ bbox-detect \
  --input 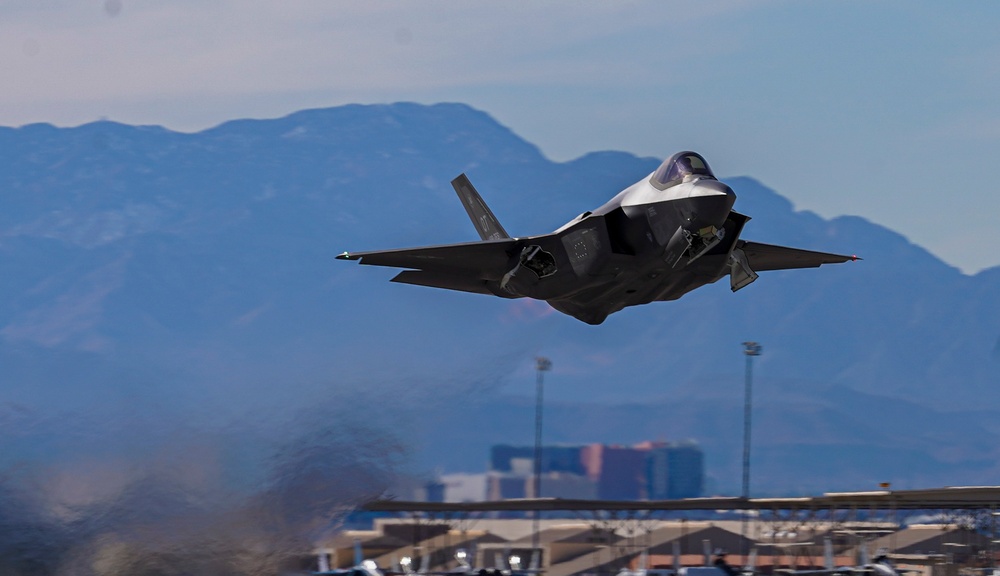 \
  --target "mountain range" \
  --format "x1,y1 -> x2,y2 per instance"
1,102 -> 998,497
